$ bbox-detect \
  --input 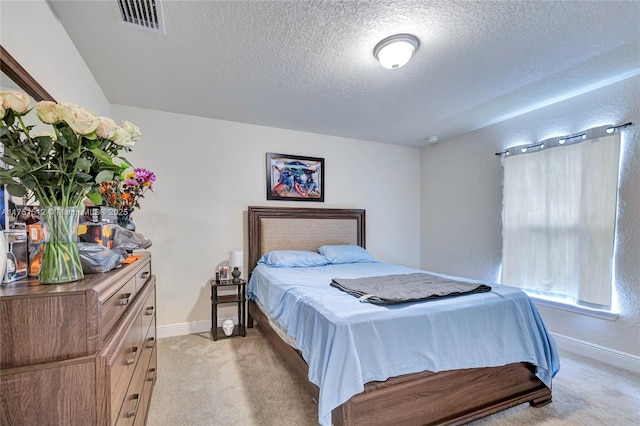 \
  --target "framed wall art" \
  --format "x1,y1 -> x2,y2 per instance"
266,152 -> 324,202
